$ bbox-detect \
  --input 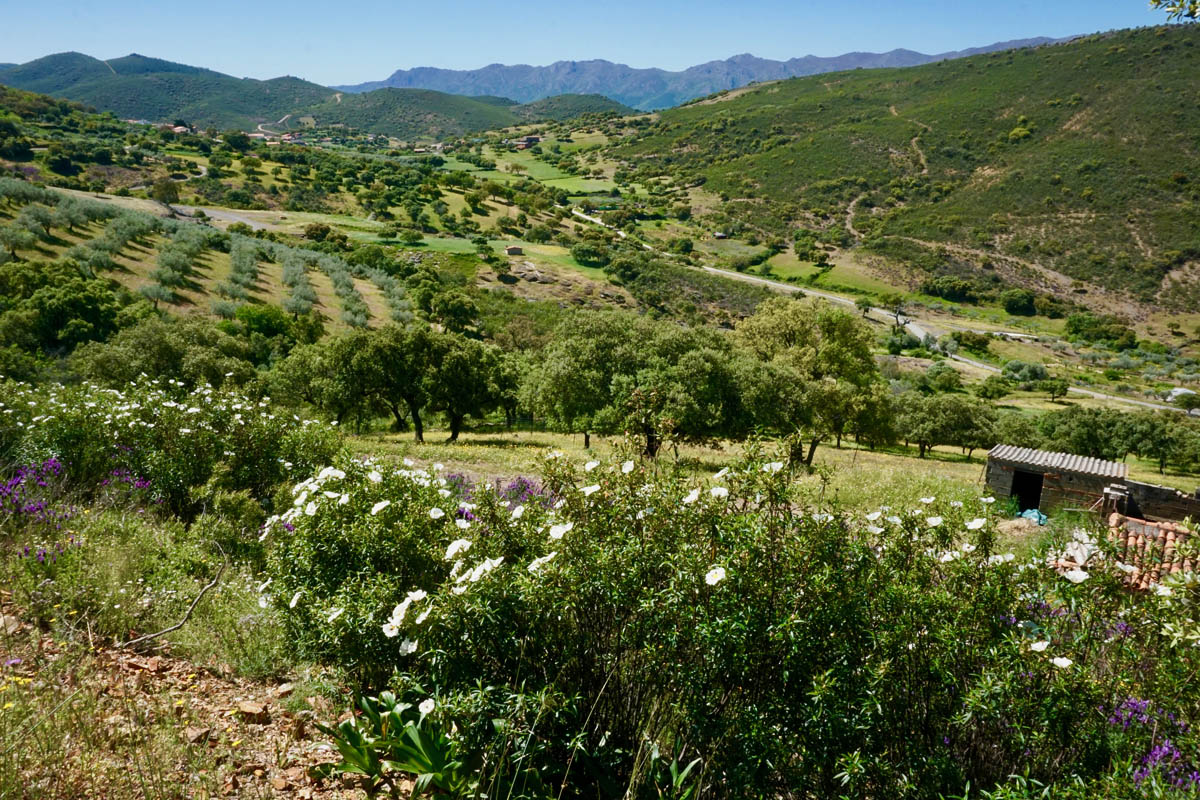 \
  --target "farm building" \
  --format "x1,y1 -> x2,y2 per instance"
985,445 -> 1126,513
504,245 -> 524,256
985,444 -> 1200,521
